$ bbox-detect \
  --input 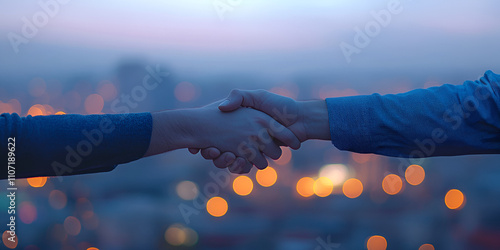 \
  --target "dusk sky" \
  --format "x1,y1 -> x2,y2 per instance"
1,0 -> 499,78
